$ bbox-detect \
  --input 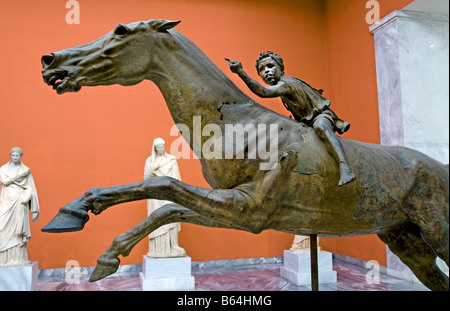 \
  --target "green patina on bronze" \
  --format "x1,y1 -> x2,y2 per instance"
40,20 -> 448,290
